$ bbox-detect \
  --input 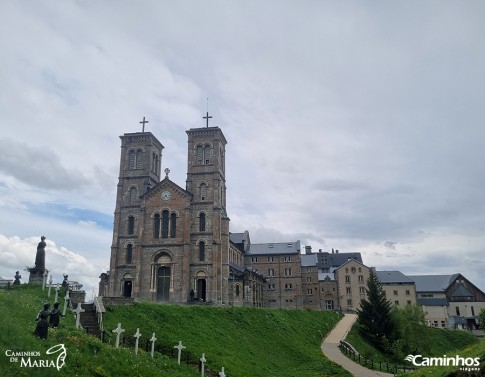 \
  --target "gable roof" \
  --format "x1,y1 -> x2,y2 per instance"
142,177 -> 192,201
247,241 -> 301,255
376,271 -> 415,285
334,257 -> 368,271
408,274 -> 459,292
